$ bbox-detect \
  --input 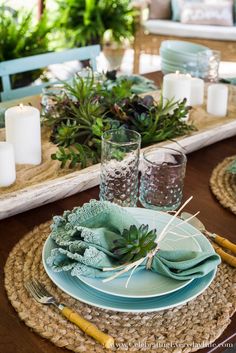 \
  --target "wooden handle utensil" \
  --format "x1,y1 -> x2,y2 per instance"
213,235 -> 236,255
25,279 -> 115,349
211,243 -> 236,268
62,307 -> 114,349
180,212 -> 236,268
